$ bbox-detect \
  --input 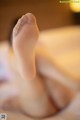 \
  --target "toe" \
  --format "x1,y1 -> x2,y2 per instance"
13,13 -> 36,37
